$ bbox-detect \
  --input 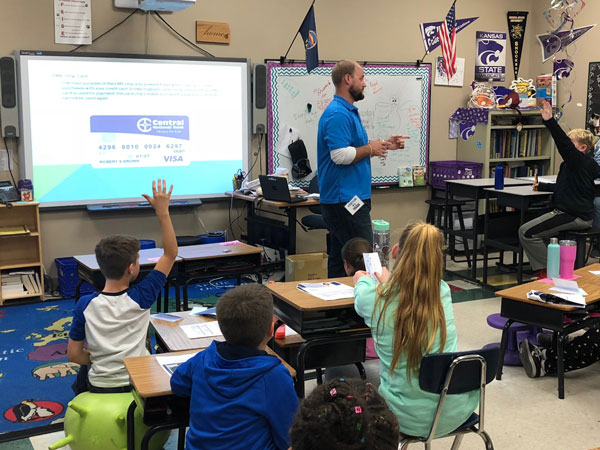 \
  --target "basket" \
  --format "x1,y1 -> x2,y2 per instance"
429,160 -> 483,190
56,257 -> 96,299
